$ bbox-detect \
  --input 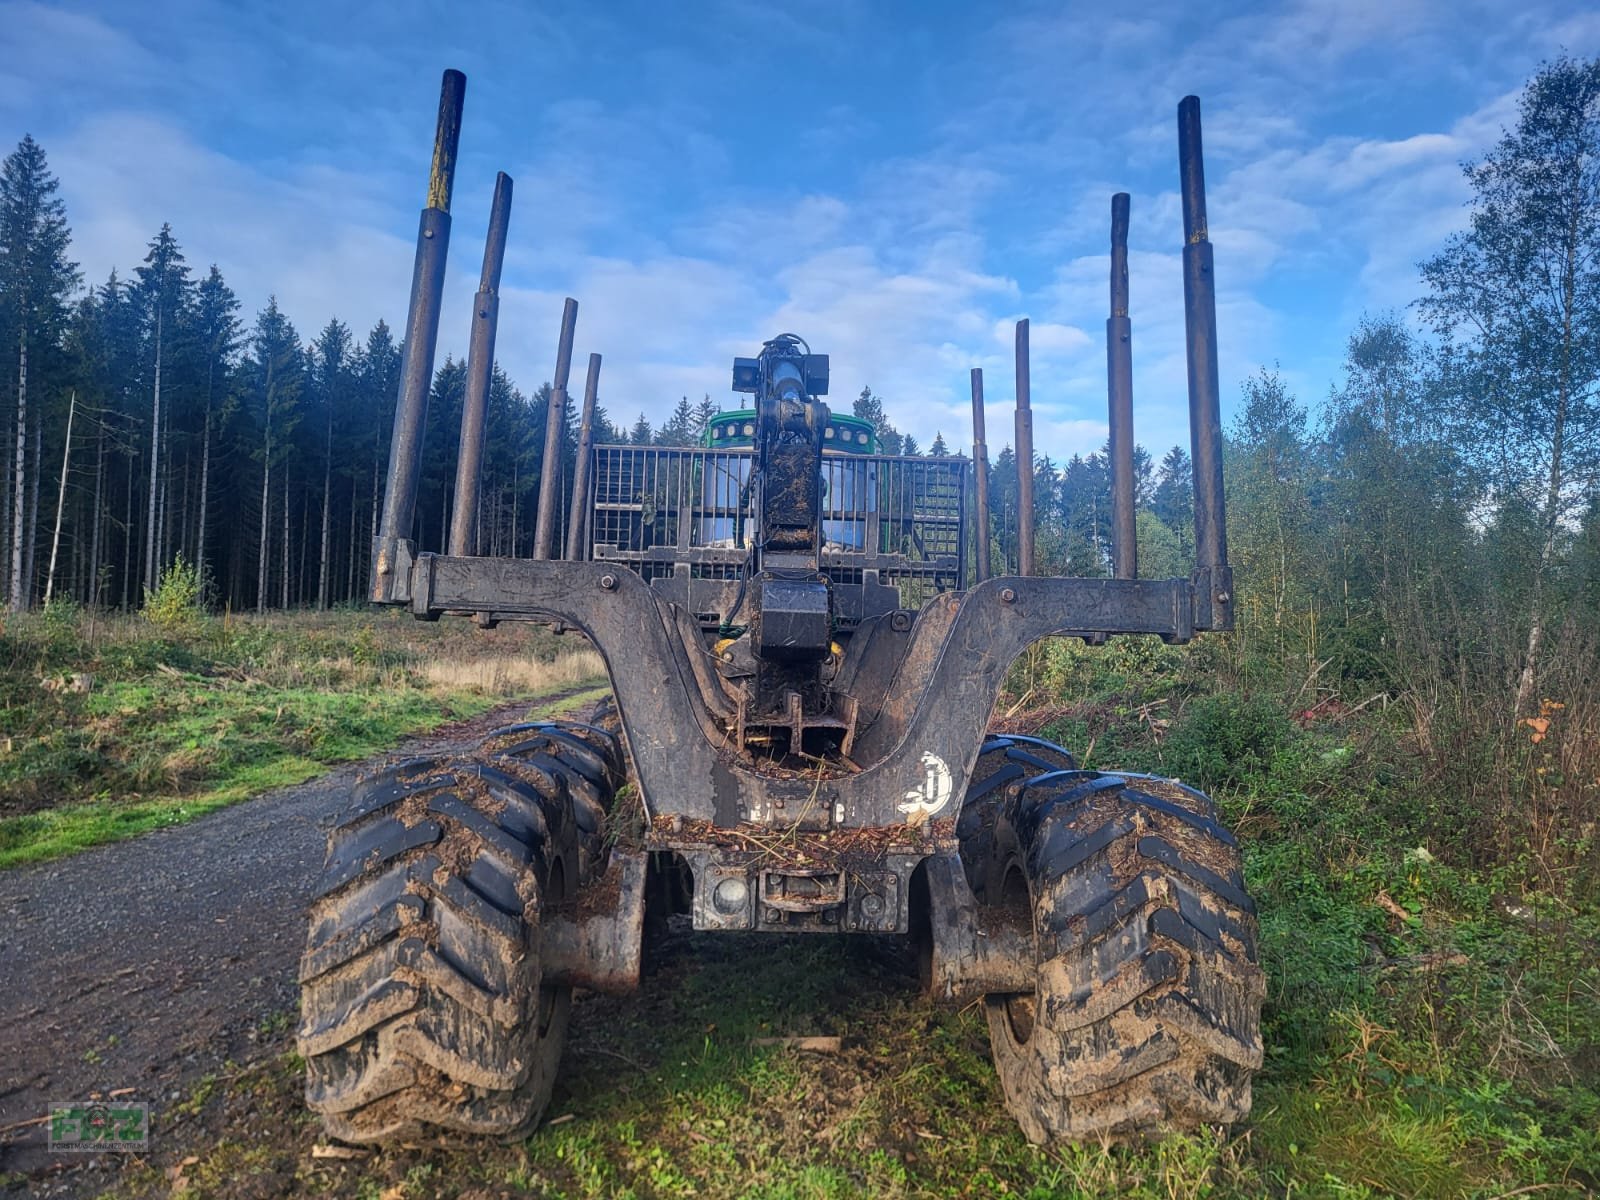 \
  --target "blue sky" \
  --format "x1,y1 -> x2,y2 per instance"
6,0 -> 1599,459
